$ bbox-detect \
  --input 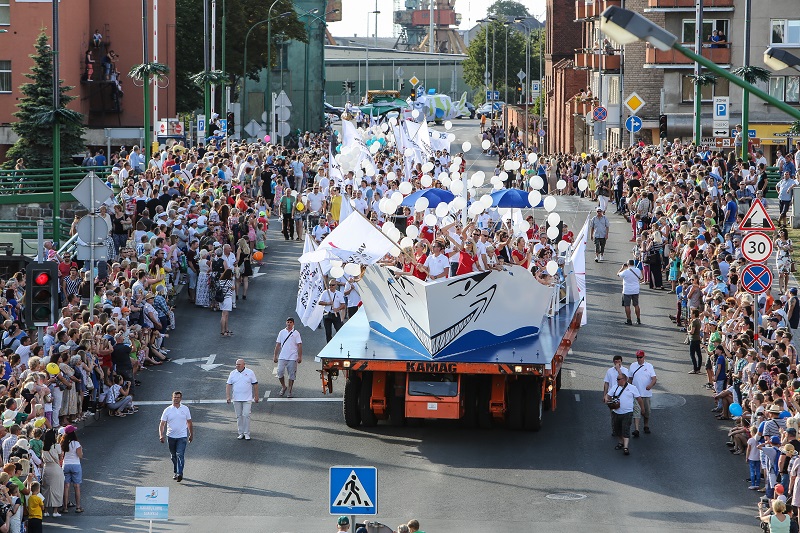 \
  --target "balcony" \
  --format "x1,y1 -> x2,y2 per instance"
574,0 -> 621,20
574,49 -> 622,72
572,97 -> 599,116
646,0 -> 733,10
644,42 -> 731,68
